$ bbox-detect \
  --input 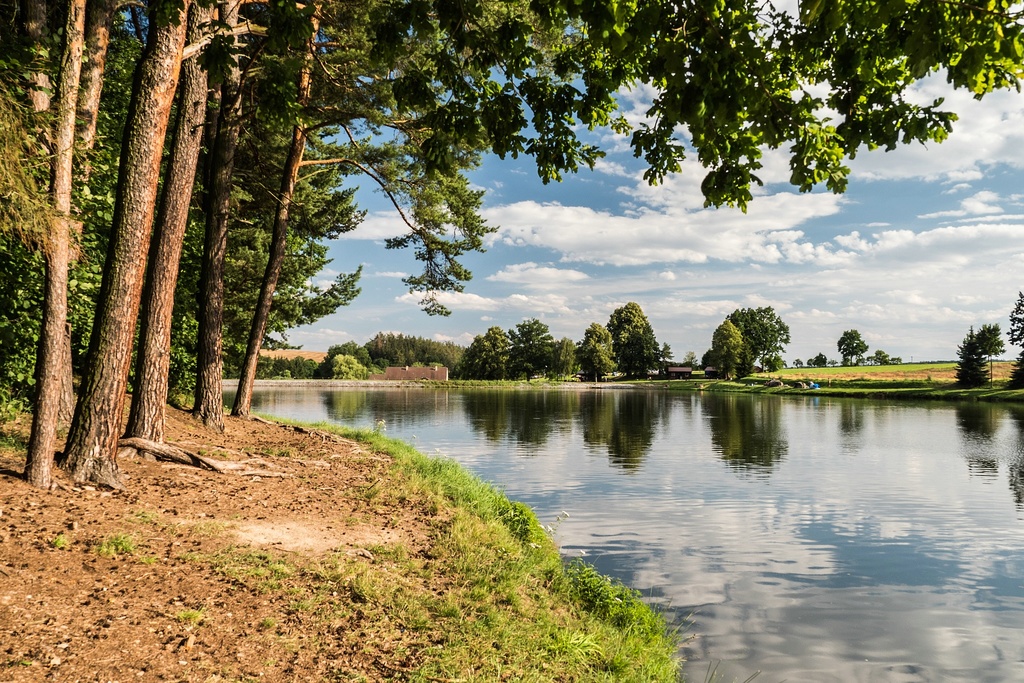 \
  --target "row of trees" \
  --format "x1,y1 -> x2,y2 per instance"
4,0 -> 1023,490
310,333 -> 464,380
456,303 -> 664,381
831,329 -> 903,367
703,307 -> 791,379
956,296 -> 1024,388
